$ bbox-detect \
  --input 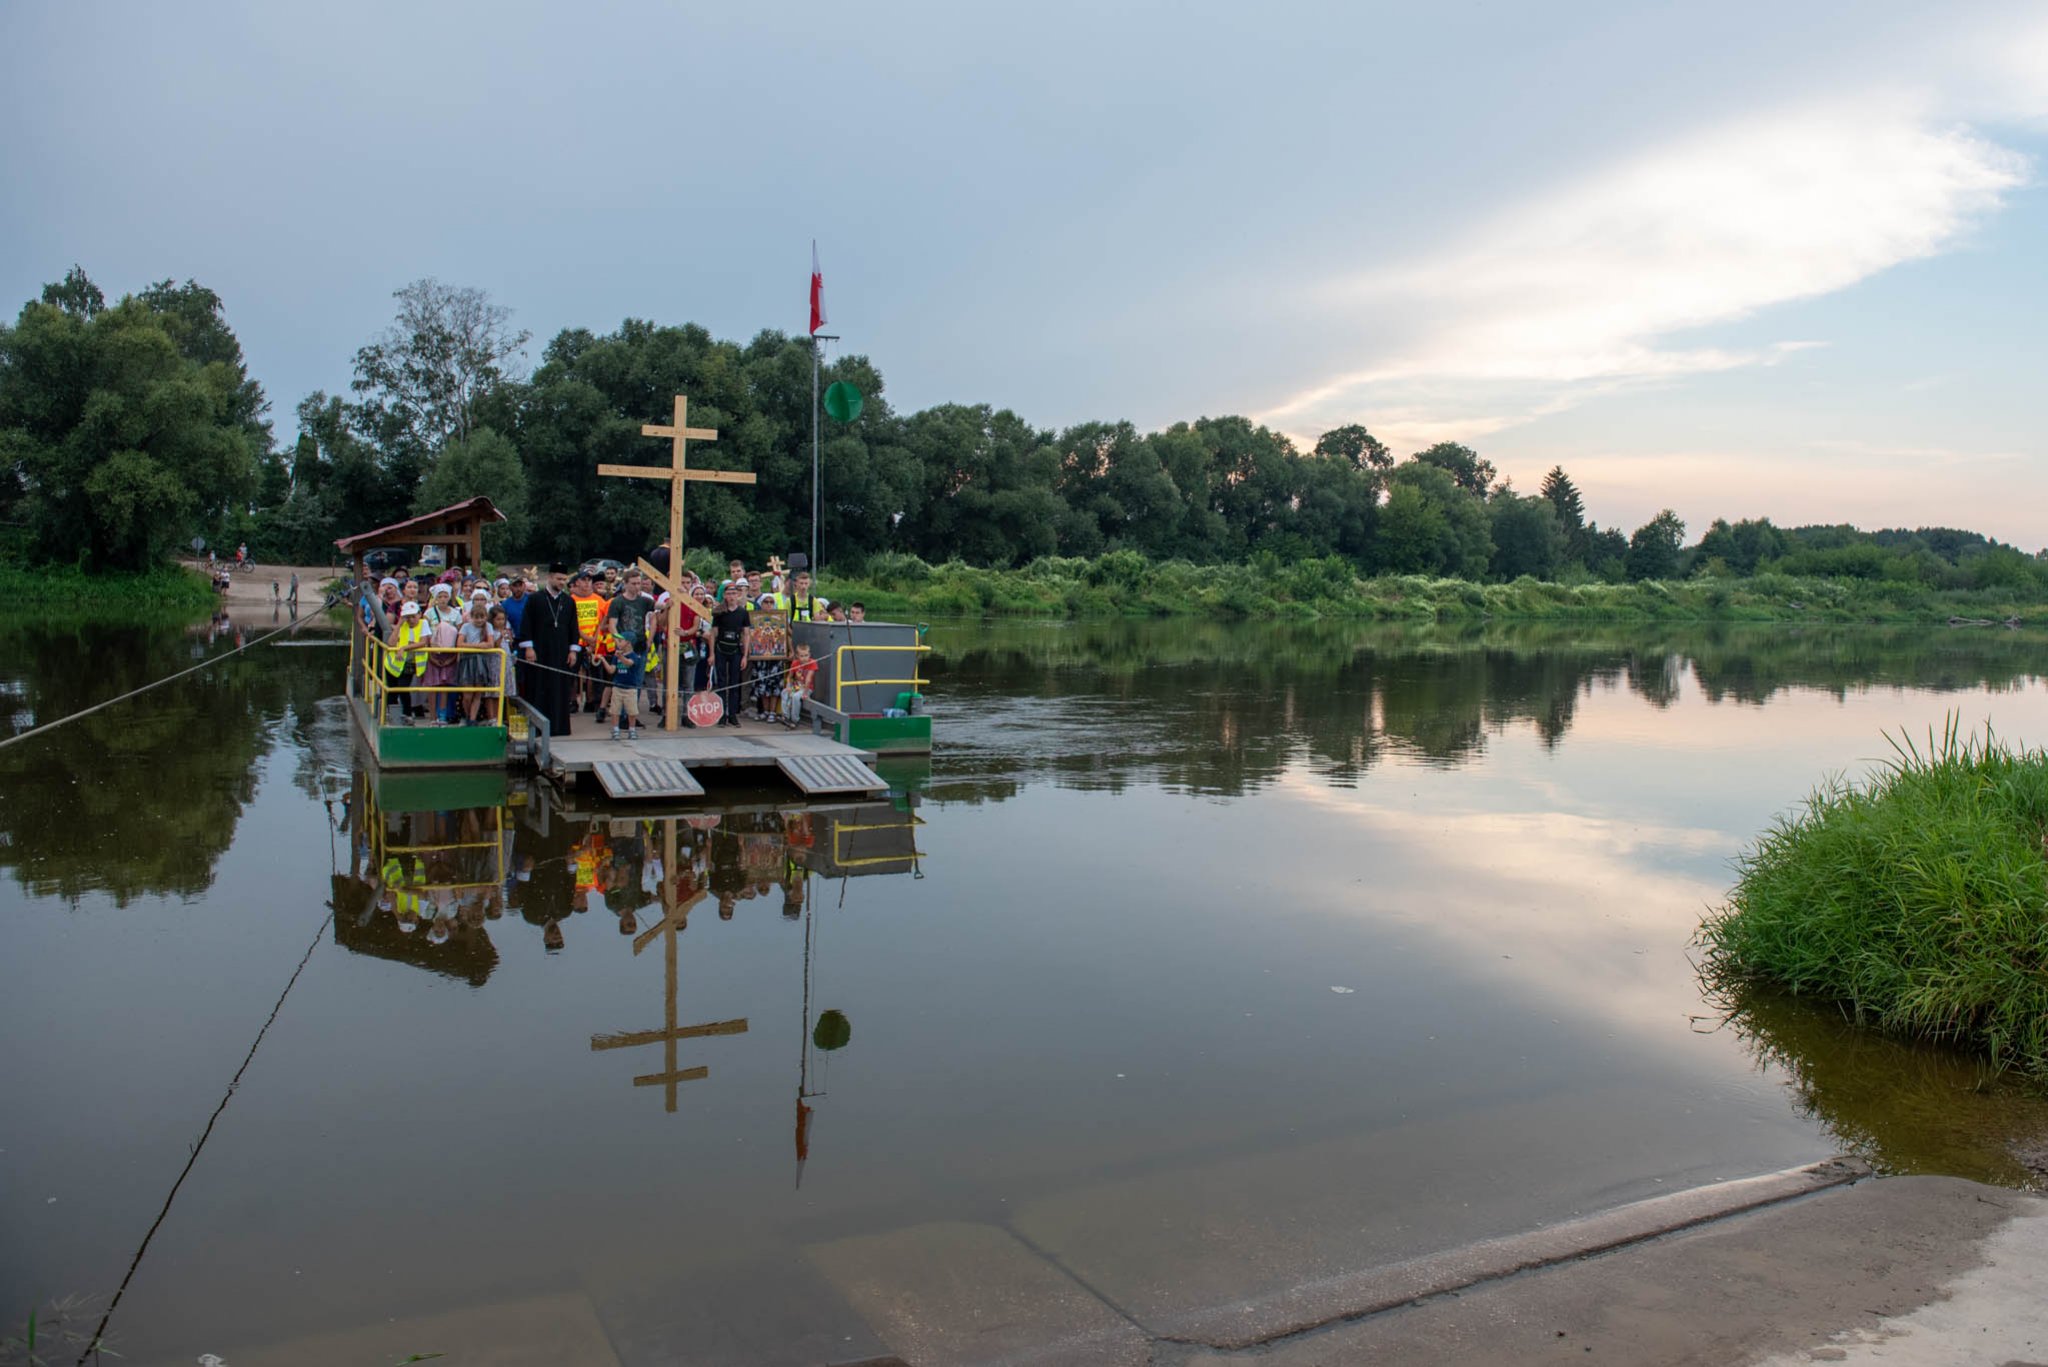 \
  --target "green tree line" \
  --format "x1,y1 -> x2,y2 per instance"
4,268 -> 2040,592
